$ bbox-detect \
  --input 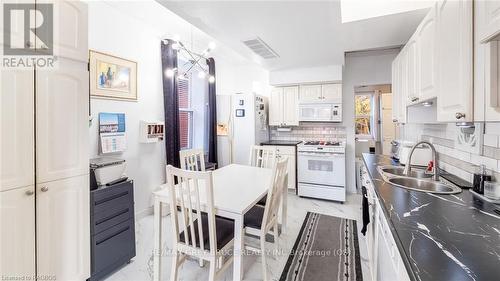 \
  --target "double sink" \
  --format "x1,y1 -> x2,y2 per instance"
378,166 -> 462,194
